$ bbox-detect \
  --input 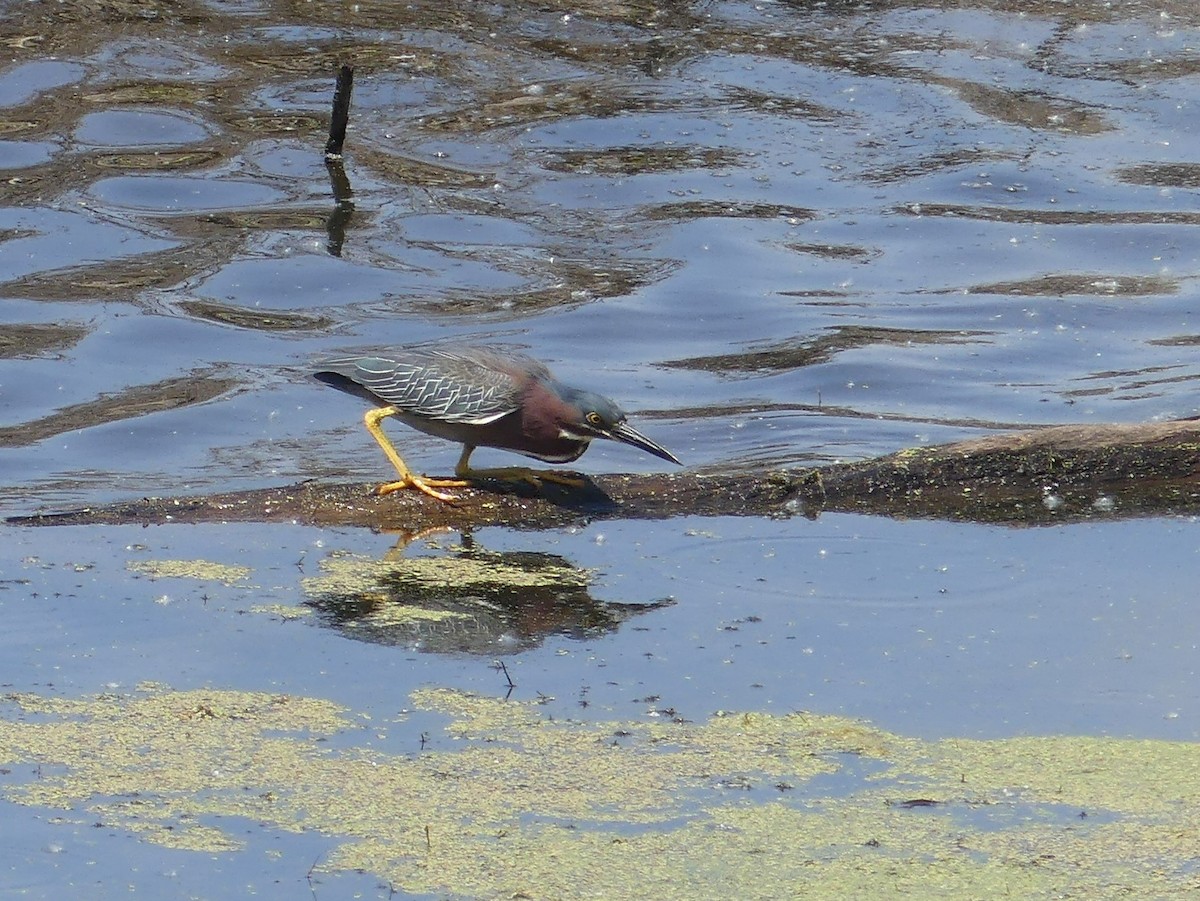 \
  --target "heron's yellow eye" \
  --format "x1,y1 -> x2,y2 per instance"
586,411 -> 603,426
